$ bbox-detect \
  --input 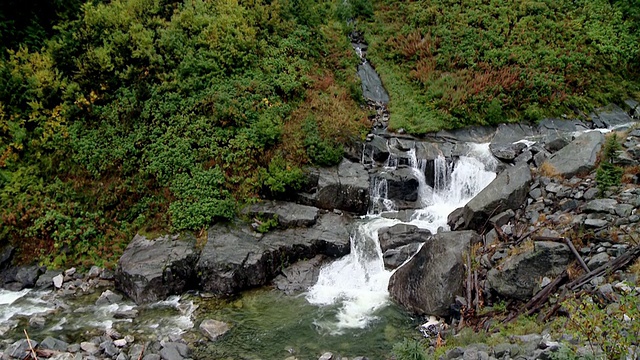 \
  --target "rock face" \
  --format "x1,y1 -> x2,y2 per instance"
542,131 -> 605,178
115,234 -> 199,304
388,231 -> 481,317
273,255 -> 328,294
357,62 -> 390,103
241,201 -> 320,228
375,167 -> 420,205
299,159 -> 370,215
378,224 -> 431,252
448,163 -> 532,231
487,241 -> 571,300
197,212 -> 350,294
